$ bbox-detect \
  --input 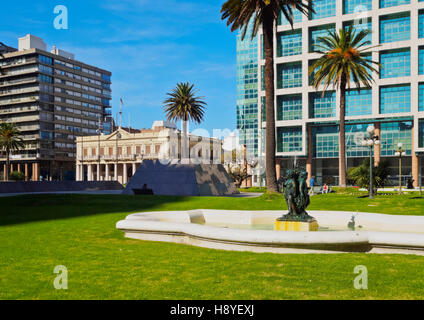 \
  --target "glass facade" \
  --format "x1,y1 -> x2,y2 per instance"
380,0 -> 410,8
380,13 -> 410,43
310,0 -> 336,20
380,85 -> 411,114
309,24 -> 335,52
344,0 -> 372,14
344,19 -> 372,44
380,121 -> 412,156
419,10 -> 424,38
248,4 -> 422,178
419,120 -> 424,148
277,30 -> 302,57
277,127 -> 302,153
277,94 -> 302,121
346,89 -> 372,116
346,123 -> 374,157
419,83 -> 424,112
313,125 -> 373,158
380,48 -> 410,79
278,9 -> 302,25
312,126 -> 339,158
277,62 -> 302,89
261,96 -> 266,122
236,22 -> 258,157
419,46 -> 424,75
309,91 -> 336,118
